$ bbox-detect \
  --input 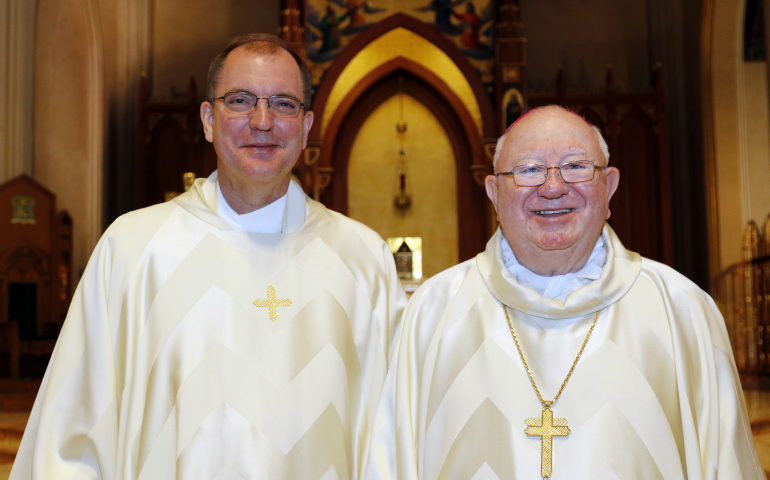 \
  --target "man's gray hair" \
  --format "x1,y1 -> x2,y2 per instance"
492,107 -> 610,169
591,125 -> 610,164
